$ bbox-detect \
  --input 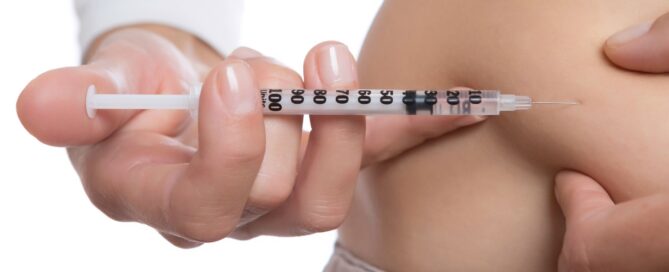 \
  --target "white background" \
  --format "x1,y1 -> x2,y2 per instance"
0,1 -> 382,271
